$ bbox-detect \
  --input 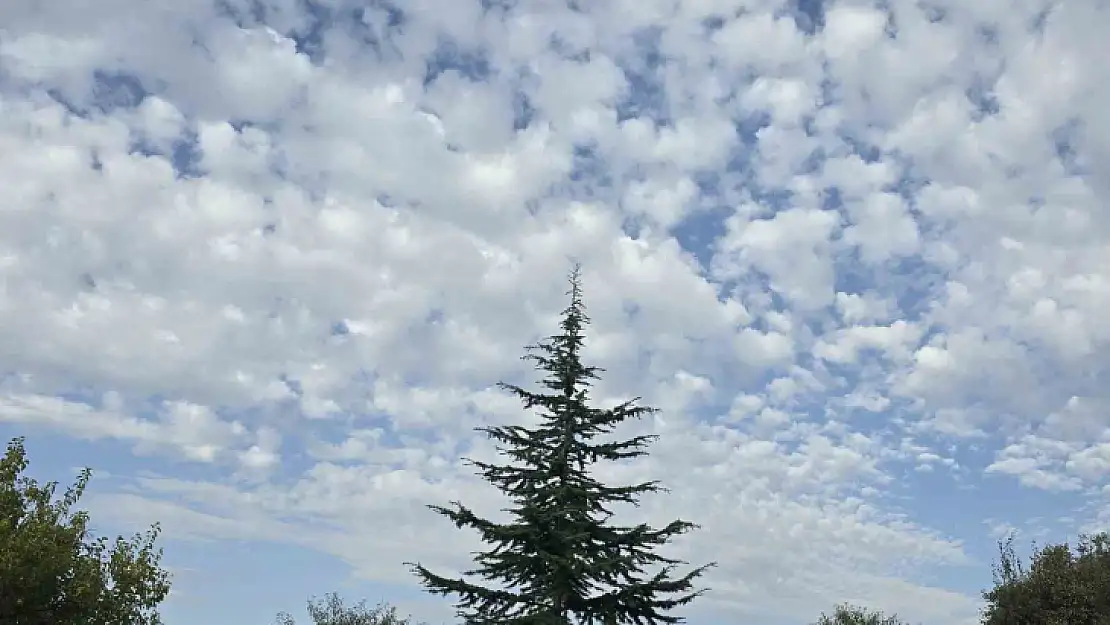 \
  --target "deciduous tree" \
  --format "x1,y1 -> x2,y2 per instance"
275,593 -> 421,625
0,436 -> 170,625
982,532 -> 1110,625
811,603 -> 911,625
